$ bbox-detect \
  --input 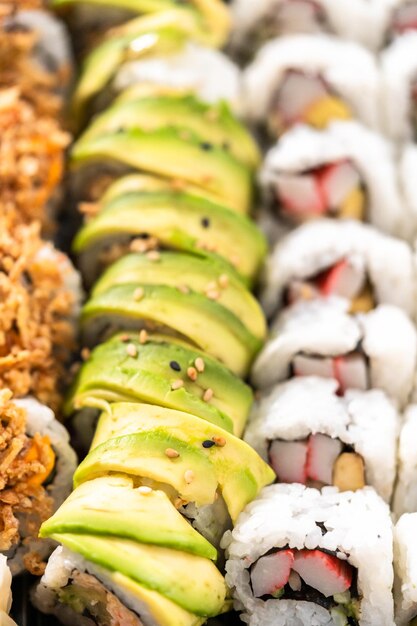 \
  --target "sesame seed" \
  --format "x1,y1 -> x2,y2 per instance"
139,329 -> 148,344
171,379 -> 184,390
203,388 -> 213,402
195,357 -> 205,373
212,436 -> 226,447
184,469 -> 194,484
165,448 -> 180,459
206,281 -> 217,291
219,274 -> 229,288
230,254 -> 240,267
178,284 -> 190,294
133,287 -> 144,301
126,343 -> 138,357
202,440 -> 215,449
201,217 -> 210,228
170,360 -> 181,372
206,289 -> 220,301
147,250 -> 160,262
138,486 -> 152,495
187,366 -> 198,381
120,334 -> 130,342
81,347 -> 90,361
200,142 -> 213,151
